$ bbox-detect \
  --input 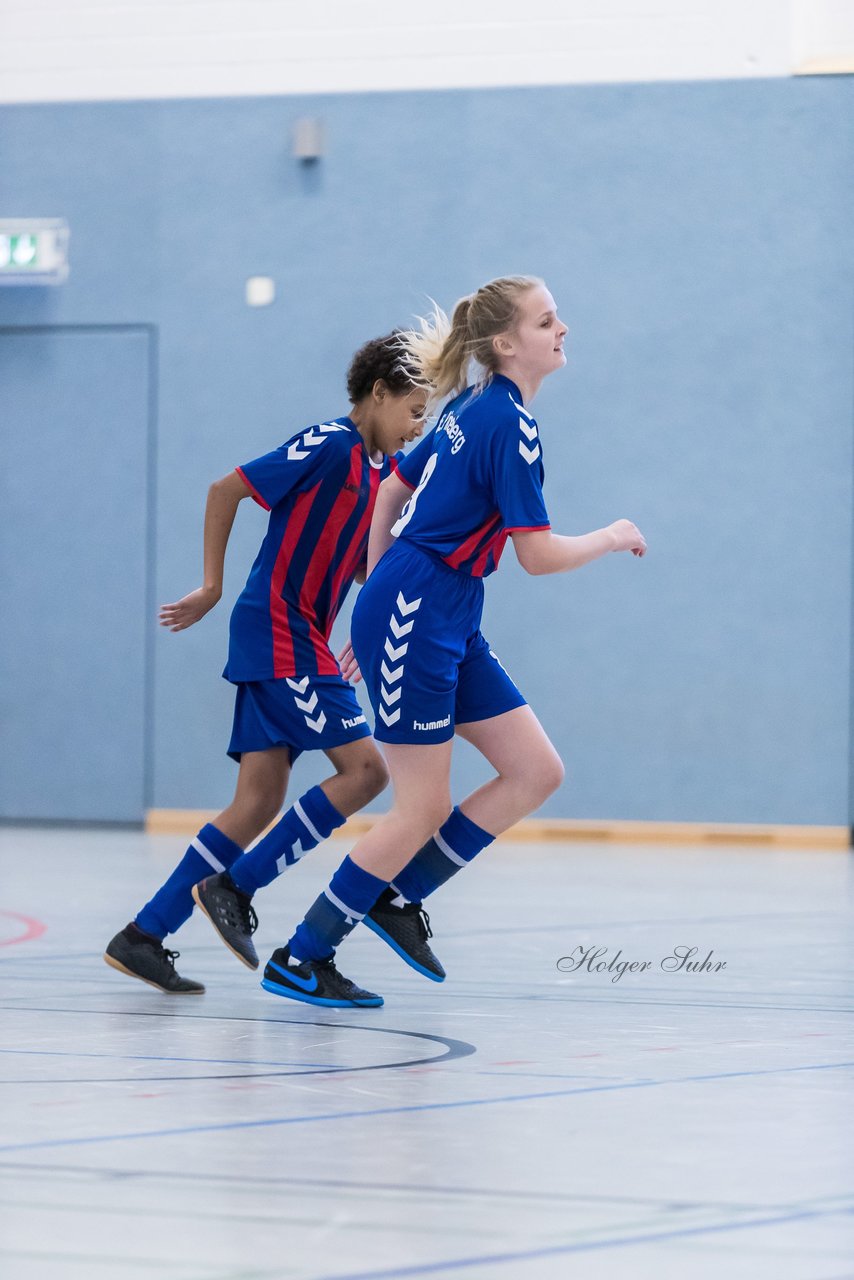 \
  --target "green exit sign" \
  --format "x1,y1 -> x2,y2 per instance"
0,218 -> 69,285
